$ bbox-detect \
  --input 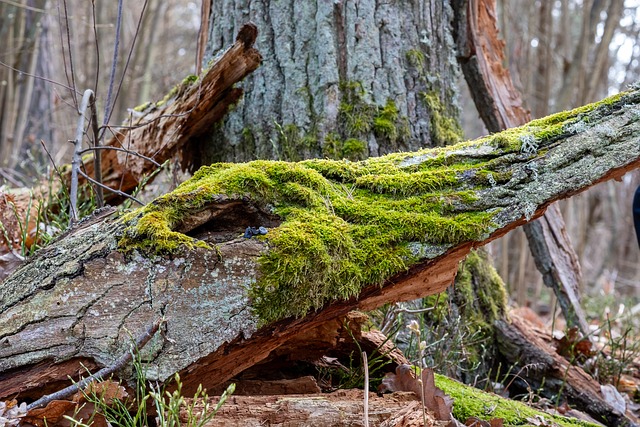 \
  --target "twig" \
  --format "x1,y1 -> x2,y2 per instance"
100,0 -> 124,142
108,0 -> 150,129
88,96 -> 103,208
79,145 -> 161,167
26,319 -> 164,412
40,140 -> 70,198
78,170 -> 144,206
362,351 -> 369,427
90,0 -> 100,96
0,59 -> 80,95
69,89 -> 95,226
62,0 -> 78,108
